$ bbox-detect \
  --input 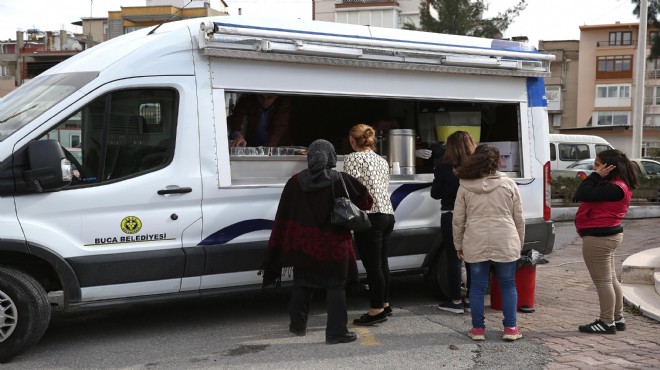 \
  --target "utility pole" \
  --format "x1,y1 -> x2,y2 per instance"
631,0 -> 647,158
